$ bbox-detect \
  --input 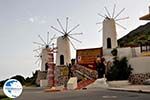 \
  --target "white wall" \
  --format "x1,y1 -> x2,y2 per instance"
103,48 -> 113,56
118,47 -> 132,58
134,47 -> 141,57
129,57 -> 150,74
103,47 -> 132,58
103,47 -> 141,59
